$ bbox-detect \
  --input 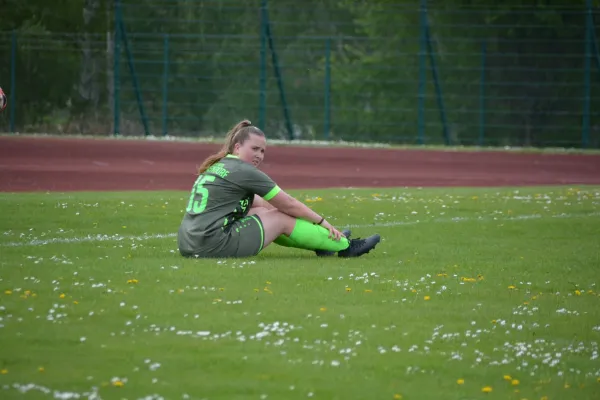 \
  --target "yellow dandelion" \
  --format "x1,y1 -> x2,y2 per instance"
4,290 -> 12,295
59,293 -> 66,299
127,279 -> 138,284
219,287 -> 225,291
492,319 -> 497,324
364,289 -> 372,293
0,369 -> 7,374
575,290 -> 581,296
540,397 -> 548,400
437,273 -> 448,277
393,394 -> 402,400
411,289 -> 417,293
38,367 -> 45,373
508,285 -> 516,290
457,379 -> 465,385
424,295 -> 431,301
512,379 -> 520,386
481,386 -> 492,393
112,380 -> 124,387
177,289 -> 184,293
564,383 -> 570,389
24,290 -> 31,296
73,301 -> 79,305
345,287 -> 352,292
504,375 -> 512,381
320,307 -> 327,312
523,301 -> 529,305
